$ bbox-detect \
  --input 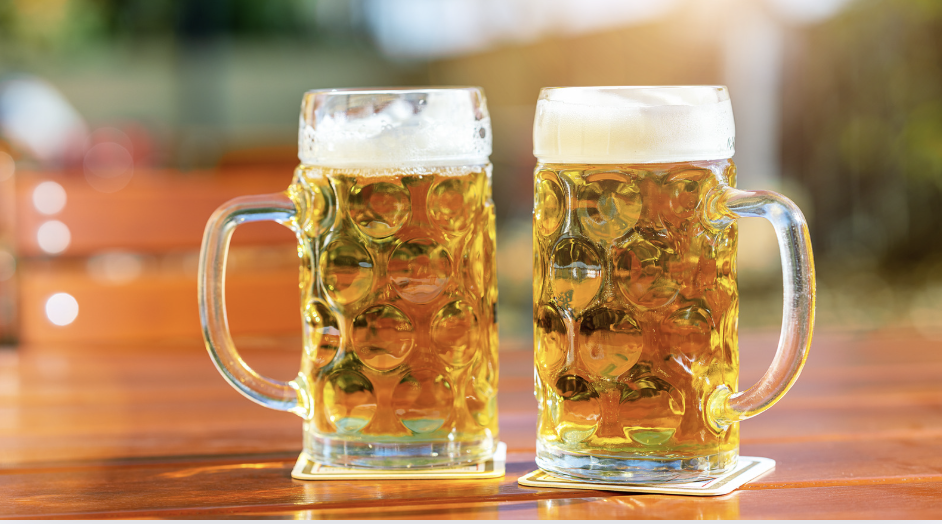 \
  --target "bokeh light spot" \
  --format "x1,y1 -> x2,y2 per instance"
84,139 -> 133,193
37,220 -> 71,254
32,180 -> 67,215
45,292 -> 79,326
